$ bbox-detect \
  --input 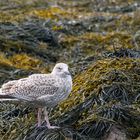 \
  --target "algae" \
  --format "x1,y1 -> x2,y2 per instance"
0,0 -> 140,140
